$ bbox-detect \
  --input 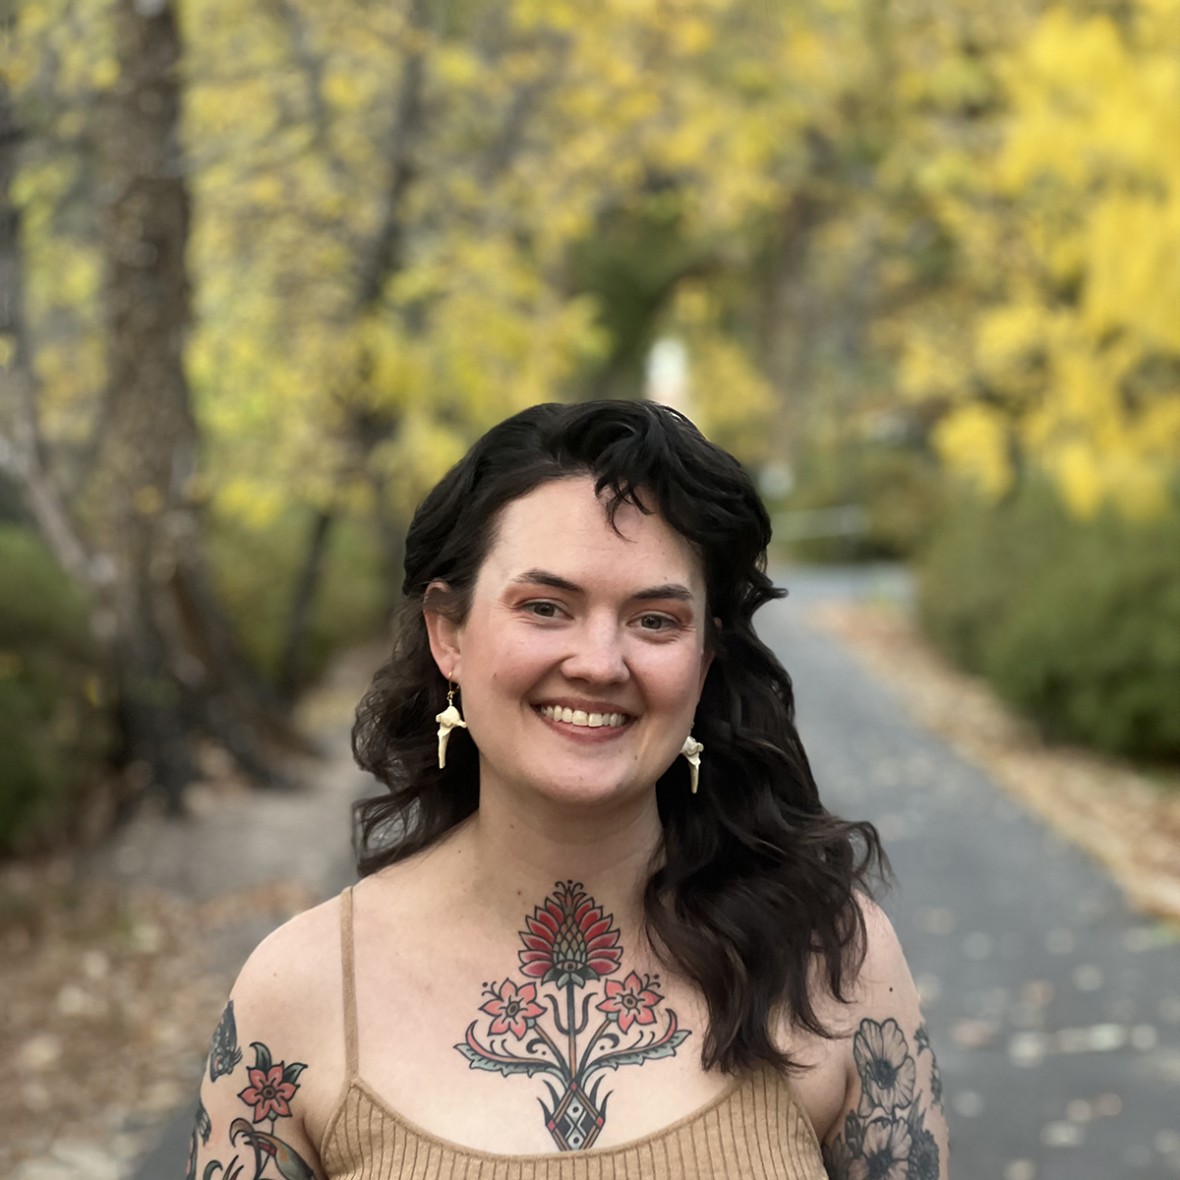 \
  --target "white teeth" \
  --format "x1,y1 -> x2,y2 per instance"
540,706 -> 627,728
